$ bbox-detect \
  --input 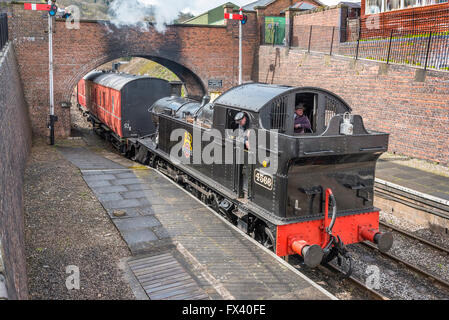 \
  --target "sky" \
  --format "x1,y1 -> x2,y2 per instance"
107,0 -> 361,32
186,0 -> 361,15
